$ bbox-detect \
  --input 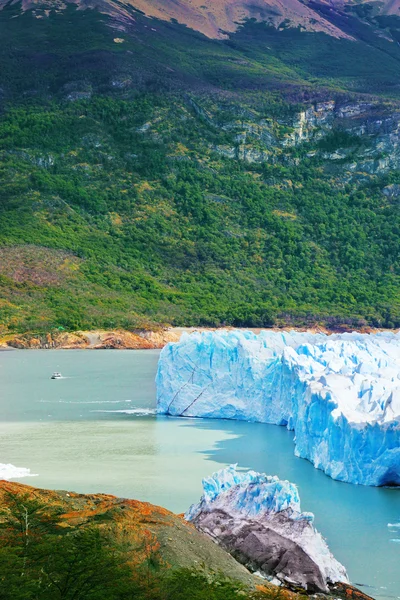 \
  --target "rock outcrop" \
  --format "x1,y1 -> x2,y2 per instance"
1,328 -> 184,350
204,97 -> 400,179
2,325 -> 396,350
